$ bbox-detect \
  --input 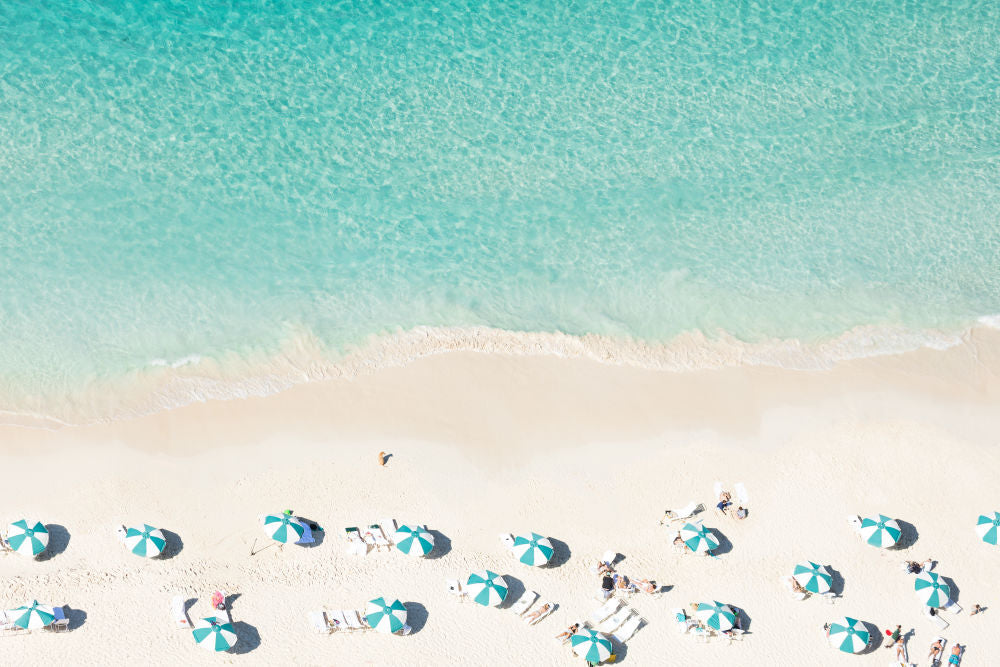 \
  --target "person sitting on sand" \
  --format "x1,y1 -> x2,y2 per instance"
928,638 -> 943,659
555,623 -> 579,642
524,603 -> 551,623
735,506 -> 748,520
613,573 -> 630,591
